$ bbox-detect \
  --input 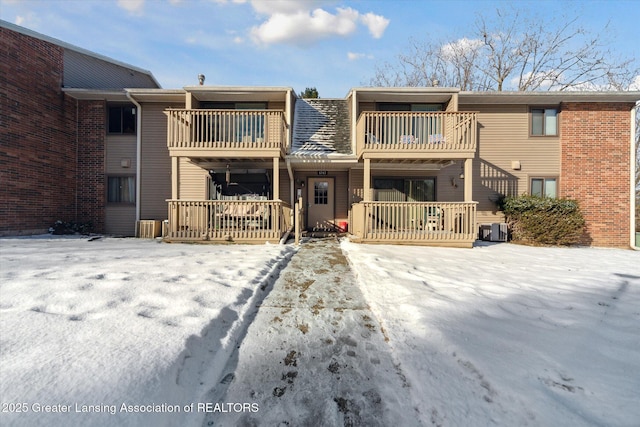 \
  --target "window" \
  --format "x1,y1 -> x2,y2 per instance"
107,176 -> 135,203
314,181 -> 329,205
373,178 -> 436,202
108,105 -> 136,134
531,177 -> 557,198
531,108 -> 558,136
